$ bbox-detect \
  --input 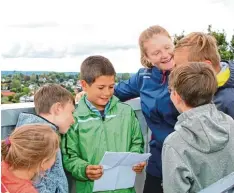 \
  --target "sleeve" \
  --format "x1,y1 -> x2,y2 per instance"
162,144 -> 193,193
226,100 -> 234,119
114,71 -> 140,102
129,109 -> 144,153
61,123 -> 90,181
